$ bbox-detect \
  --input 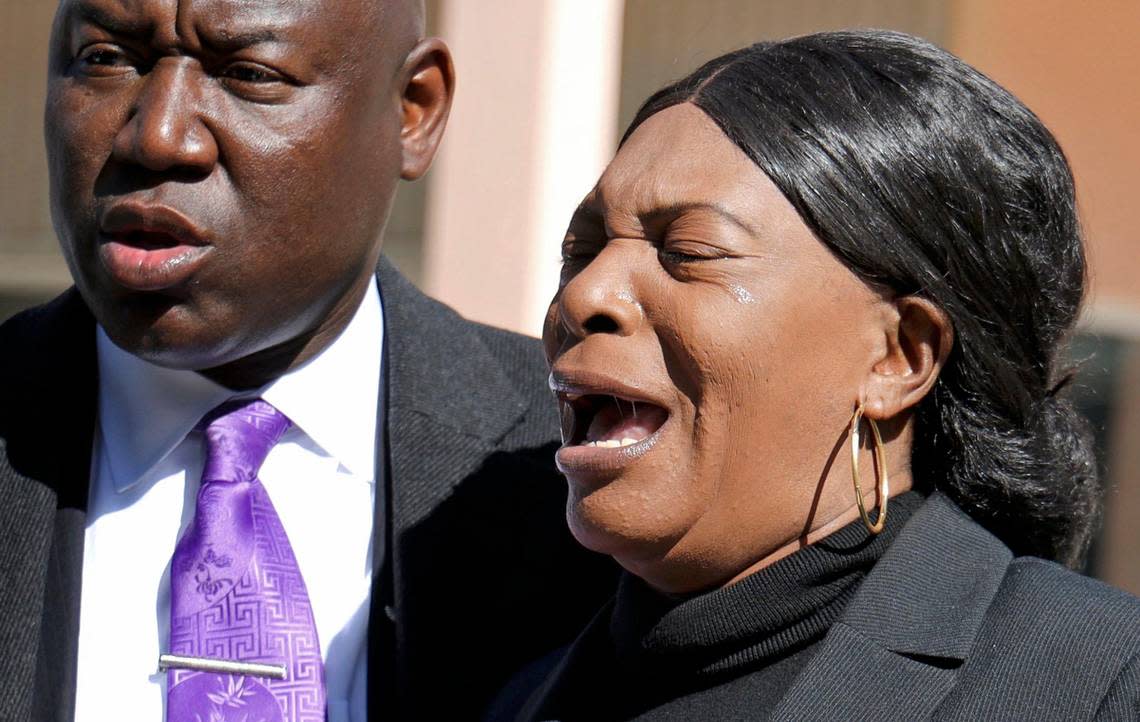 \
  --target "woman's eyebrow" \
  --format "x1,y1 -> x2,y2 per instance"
568,204 -> 605,230
642,201 -> 757,235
